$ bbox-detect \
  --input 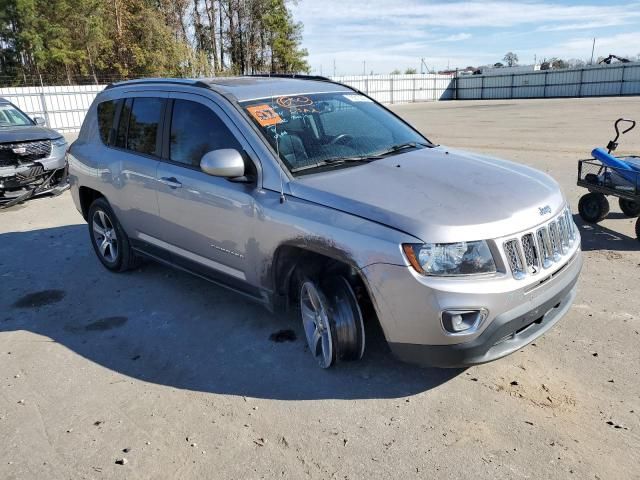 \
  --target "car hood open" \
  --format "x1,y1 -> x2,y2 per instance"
289,146 -> 566,243
0,125 -> 62,143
